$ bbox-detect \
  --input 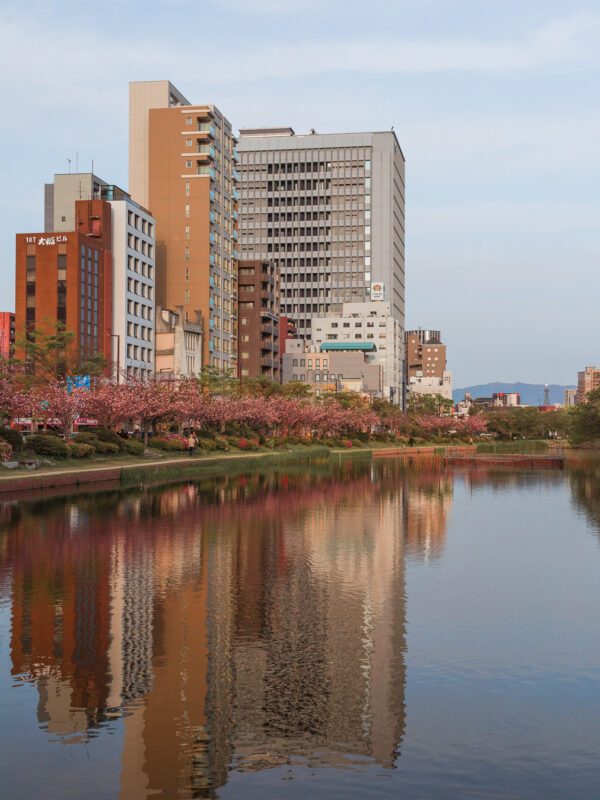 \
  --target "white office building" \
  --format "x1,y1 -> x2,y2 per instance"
109,197 -> 156,379
311,301 -> 402,403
